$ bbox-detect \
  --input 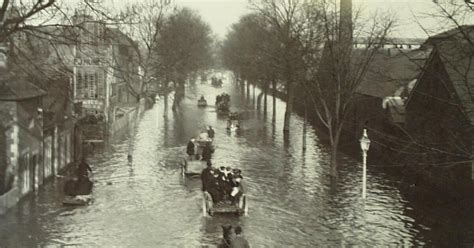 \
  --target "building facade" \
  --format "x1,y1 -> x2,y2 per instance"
71,13 -> 142,142
0,73 -> 45,214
